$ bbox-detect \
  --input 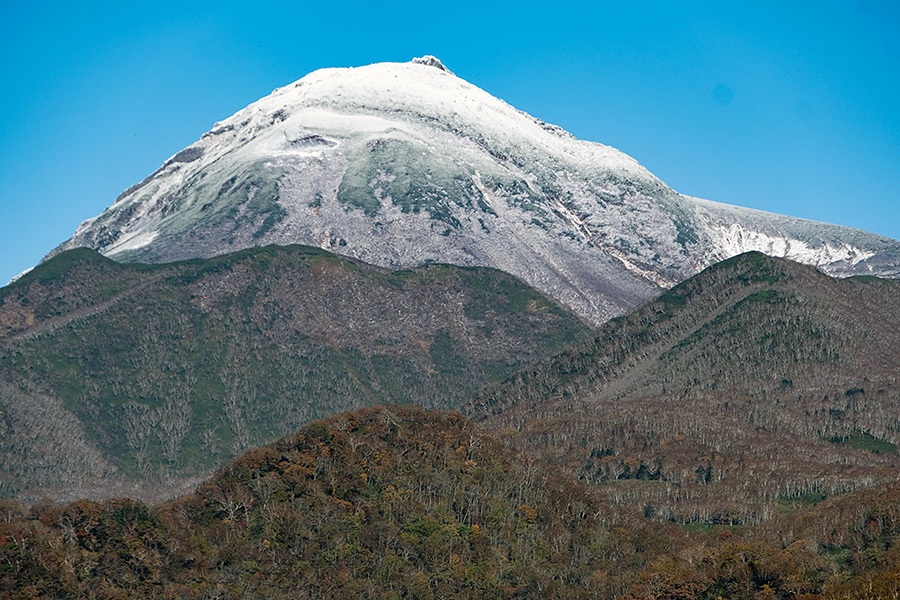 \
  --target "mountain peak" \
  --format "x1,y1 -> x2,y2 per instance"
411,55 -> 451,72
45,59 -> 900,325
